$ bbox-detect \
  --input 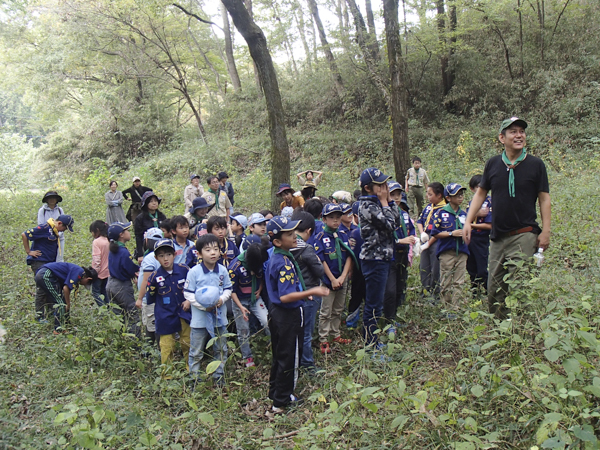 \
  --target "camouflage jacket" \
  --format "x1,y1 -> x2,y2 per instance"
358,195 -> 400,261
